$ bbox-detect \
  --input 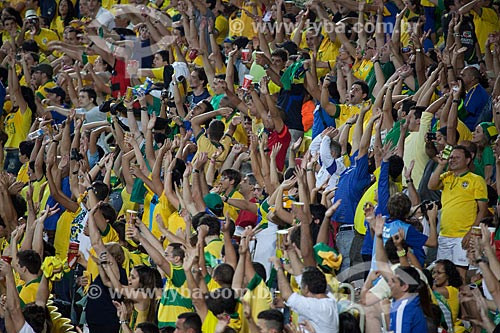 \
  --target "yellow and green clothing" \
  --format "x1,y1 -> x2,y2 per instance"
242,274 -> 272,323
24,28 -> 59,53
202,309 -> 241,333
204,238 -> 224,268
17,275 -> 42,308
158,263 -> 194,328
4,107 -> 32,149
439,171 -> 488,237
